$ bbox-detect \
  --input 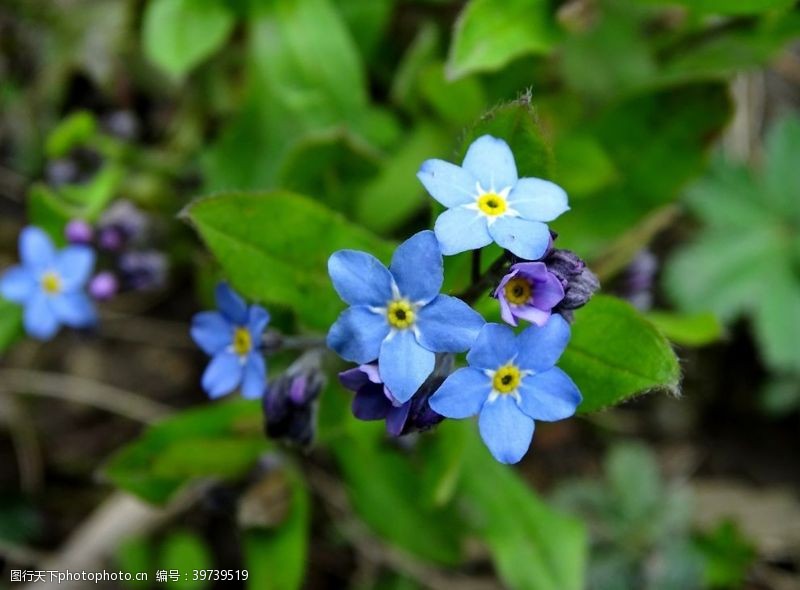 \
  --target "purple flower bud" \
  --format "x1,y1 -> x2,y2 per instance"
103,110 -> 139,141
263,351 -> 325,447
118,250 -> 168,291
46,160 -> 80,187
543,248 -> 600,313
621,250 -> 658,311
339,355 -> 452,437
88,272 -> 119,300
97,227 -> 125,252
98,200 -> 148,247
64,219 -> 94,244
